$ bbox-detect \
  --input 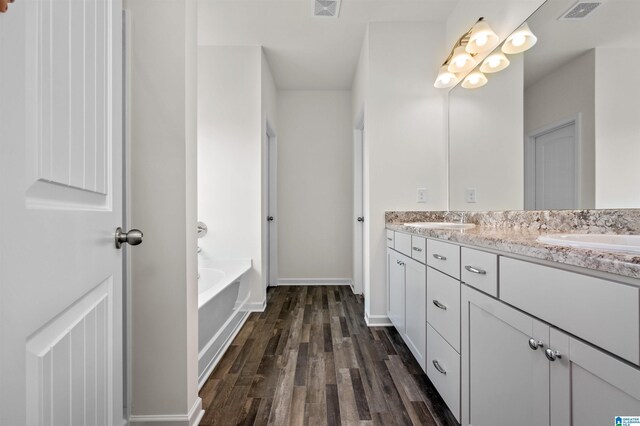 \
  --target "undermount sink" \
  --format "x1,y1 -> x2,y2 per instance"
404,222 -> 476,230
537,234 -> 640,254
